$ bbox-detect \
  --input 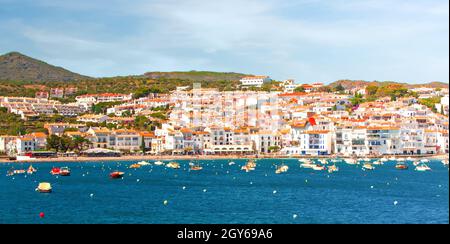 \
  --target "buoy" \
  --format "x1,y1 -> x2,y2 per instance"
293,214 -> 298,219
370,186 -> 374,189
203,189 -> 207,192
39,212 -> 45,218
250,182 -> 253,185
137,179 -> 140,182
182,186 -> 186,190
82,174 -> 85,177
394,201 -> 398,206
90,193 -> 94,198
305,179 -> 308,183
273,190 -> 277,194
163,200 -> 168,205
